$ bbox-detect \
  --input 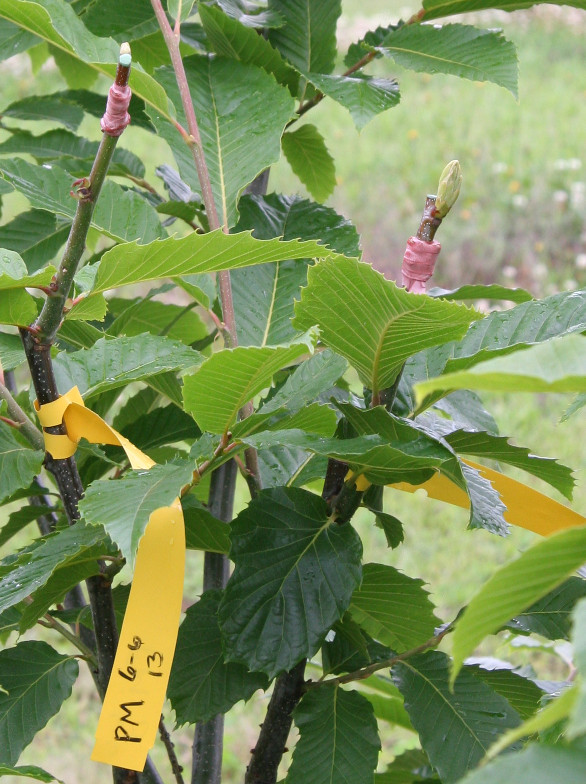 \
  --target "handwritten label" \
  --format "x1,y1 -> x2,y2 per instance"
91,505 -> 185,771
37,390 -> 187,771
